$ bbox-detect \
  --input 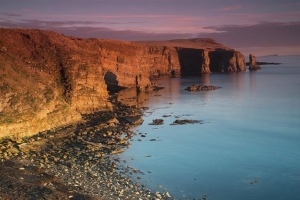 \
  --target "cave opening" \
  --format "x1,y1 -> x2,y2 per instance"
104,71 -> 125,94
